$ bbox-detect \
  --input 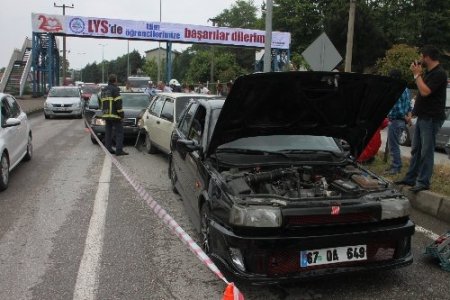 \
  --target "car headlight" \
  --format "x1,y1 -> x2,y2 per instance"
92,118 -> 106,126
380,197 -> 410,220
229,204 -> 282,227
137,118 -> 144,128
44,102 -> 52,108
